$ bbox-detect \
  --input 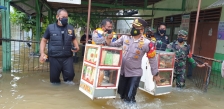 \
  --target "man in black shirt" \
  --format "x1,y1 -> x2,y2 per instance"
39,8 -> 79,84
146,27 -> 154,39
80,30 -> 92,56
154,22 -> 169,51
